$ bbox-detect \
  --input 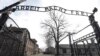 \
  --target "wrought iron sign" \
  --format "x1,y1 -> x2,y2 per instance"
14,5 -> 92,16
